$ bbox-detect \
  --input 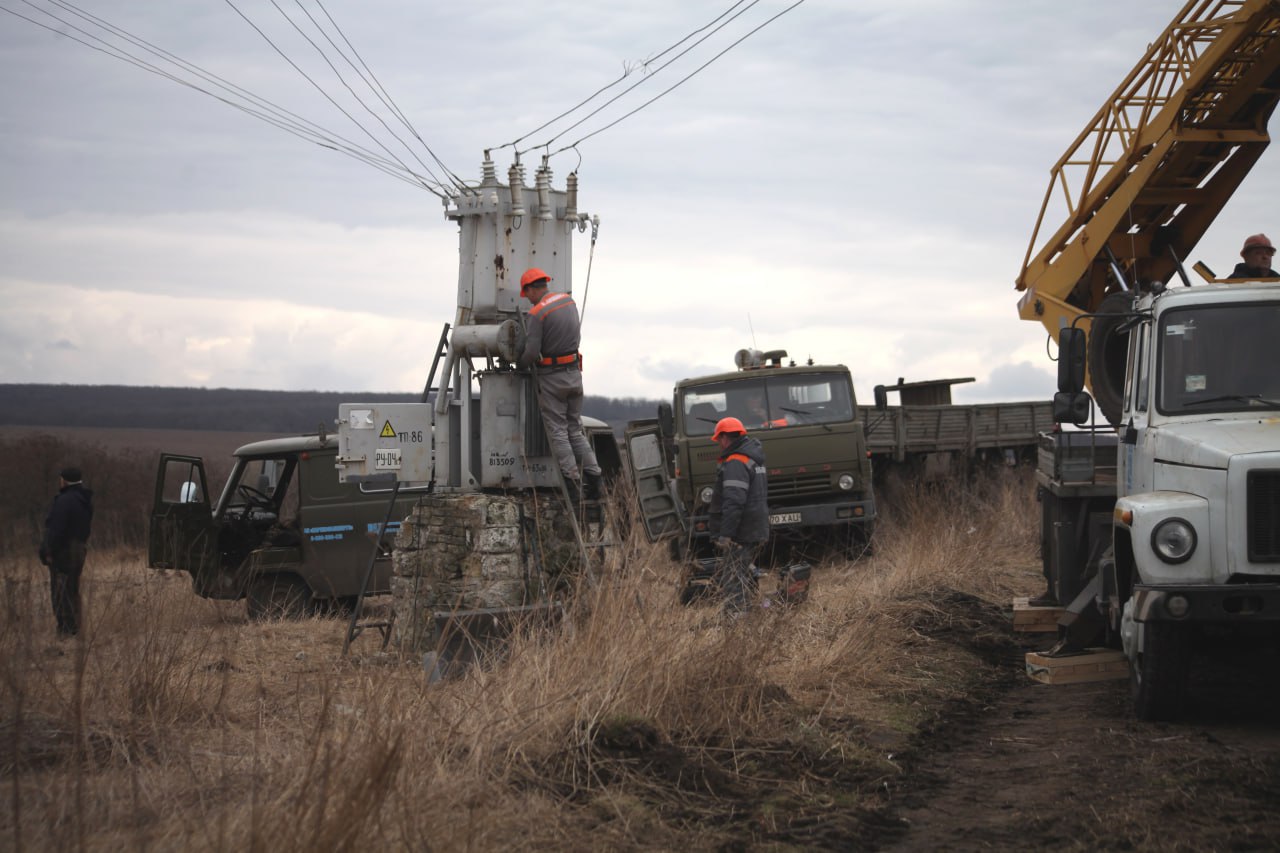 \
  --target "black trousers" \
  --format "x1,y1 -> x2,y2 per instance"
48,541 -> 86,636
